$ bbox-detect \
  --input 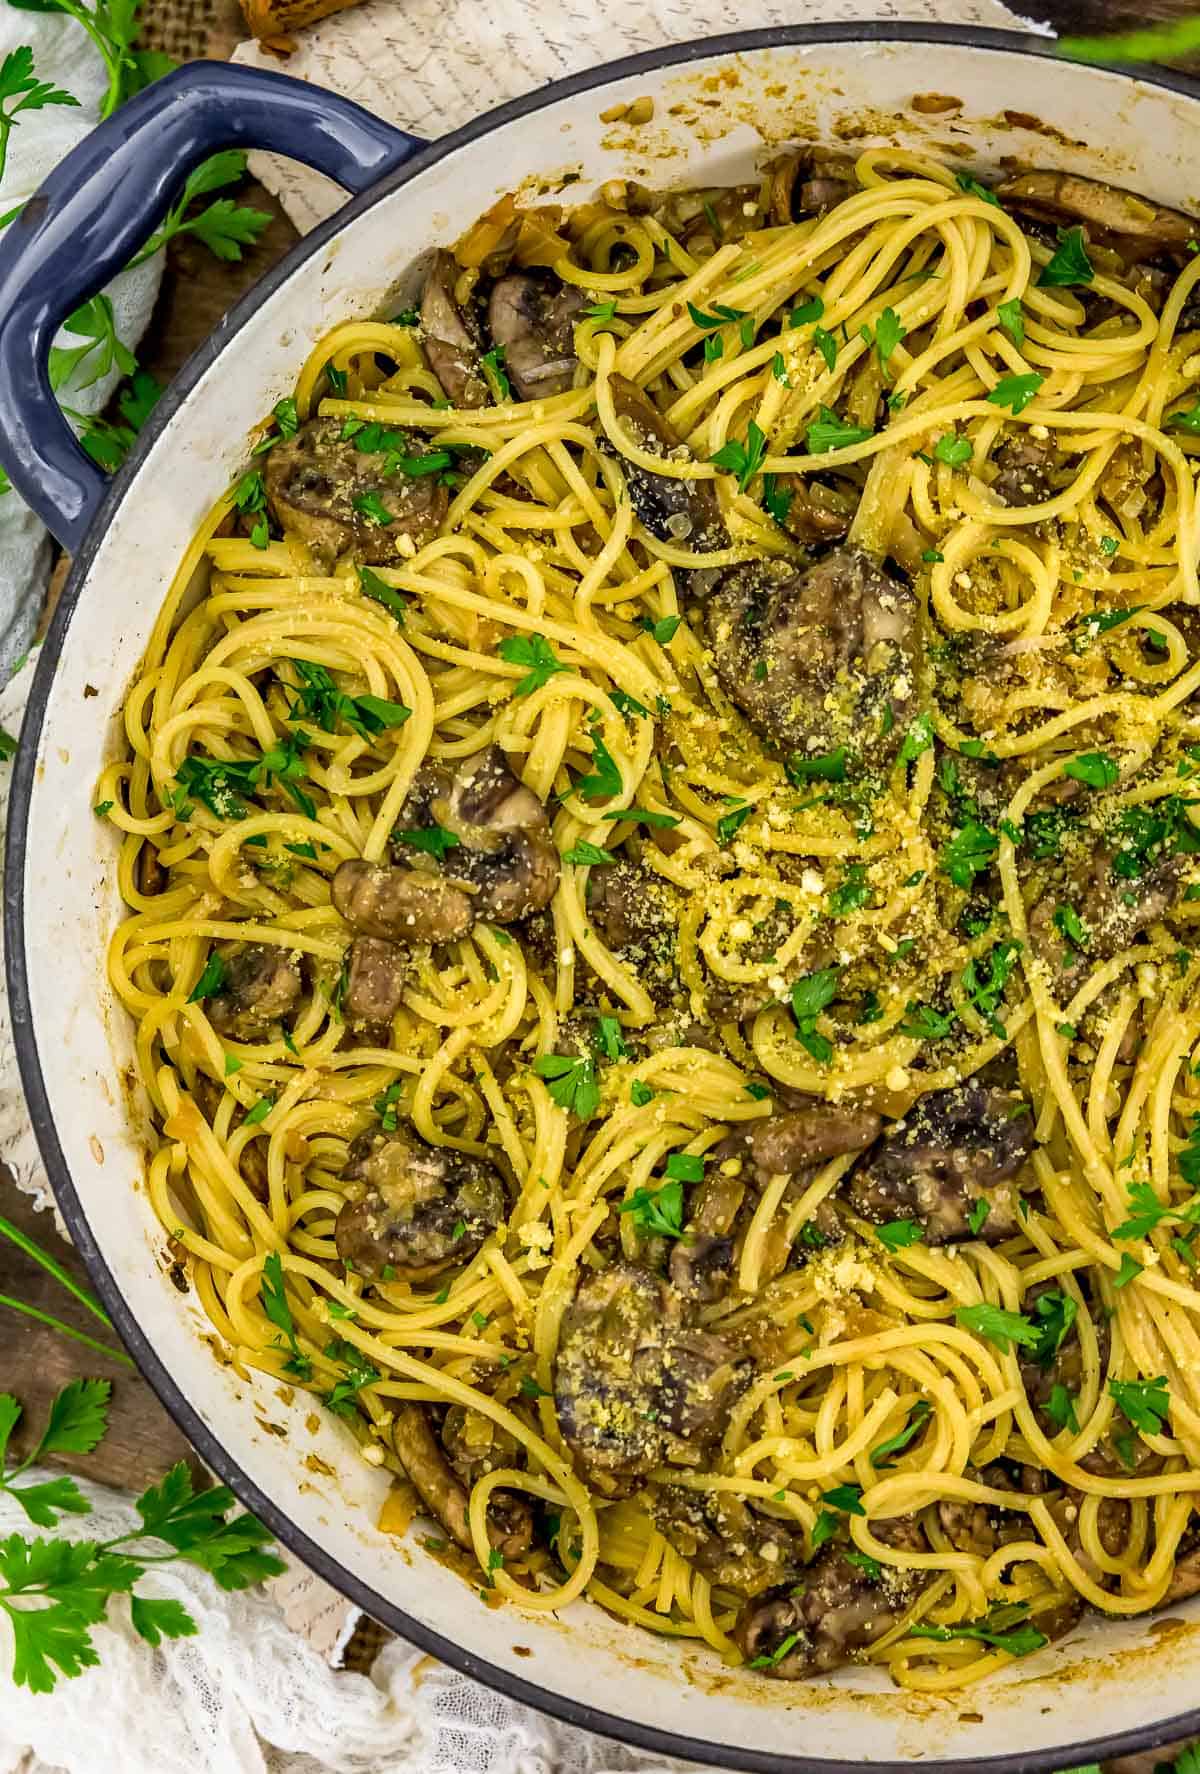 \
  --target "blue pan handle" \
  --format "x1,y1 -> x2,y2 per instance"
0,61 -> 427,551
